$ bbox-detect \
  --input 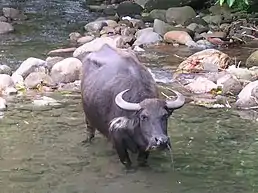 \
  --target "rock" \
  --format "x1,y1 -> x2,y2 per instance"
103,5 -> 117,16
77,36 -> 95,45
3,87 -> 17,95
2,7 -> 23,20
121,27 -> 136,36
153,19 -> 181,36
116,1 -> 143,17
202,15 -> 222,25
176,49 -> 232,74
166,6 -> 196,25
69,32 -> 82,42
47,47 -> 77,57
139,0 -> 206,12
45,56 -> 64,71
58,80 -> 81,92
246,50 -> 258,68
235,80 -> 258,109
186,23 -> 198,32
0,97 -> 7,111
11,74 -> 24,85
184,17 -> 208,26
0,74 -> 14,90
33,96 -> 60,106
129,19 -> 145,29
216,74 -> 242,95
133,28 -> 162,46
226,65 -> 253,81
149,9 -> 167,22
0,16 -> 7,22
50,57 -> 82,84
195,39 -> 215,49
0,21 -> 14,34
164,31 -> 193,45
201,31 -> 227,39
0,65 -> 12,75
73,36 -> 125,58
24,72 -> 54,89
13,57 -> 46,79
84,20 -> 107,32
185,77 -> 218,94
